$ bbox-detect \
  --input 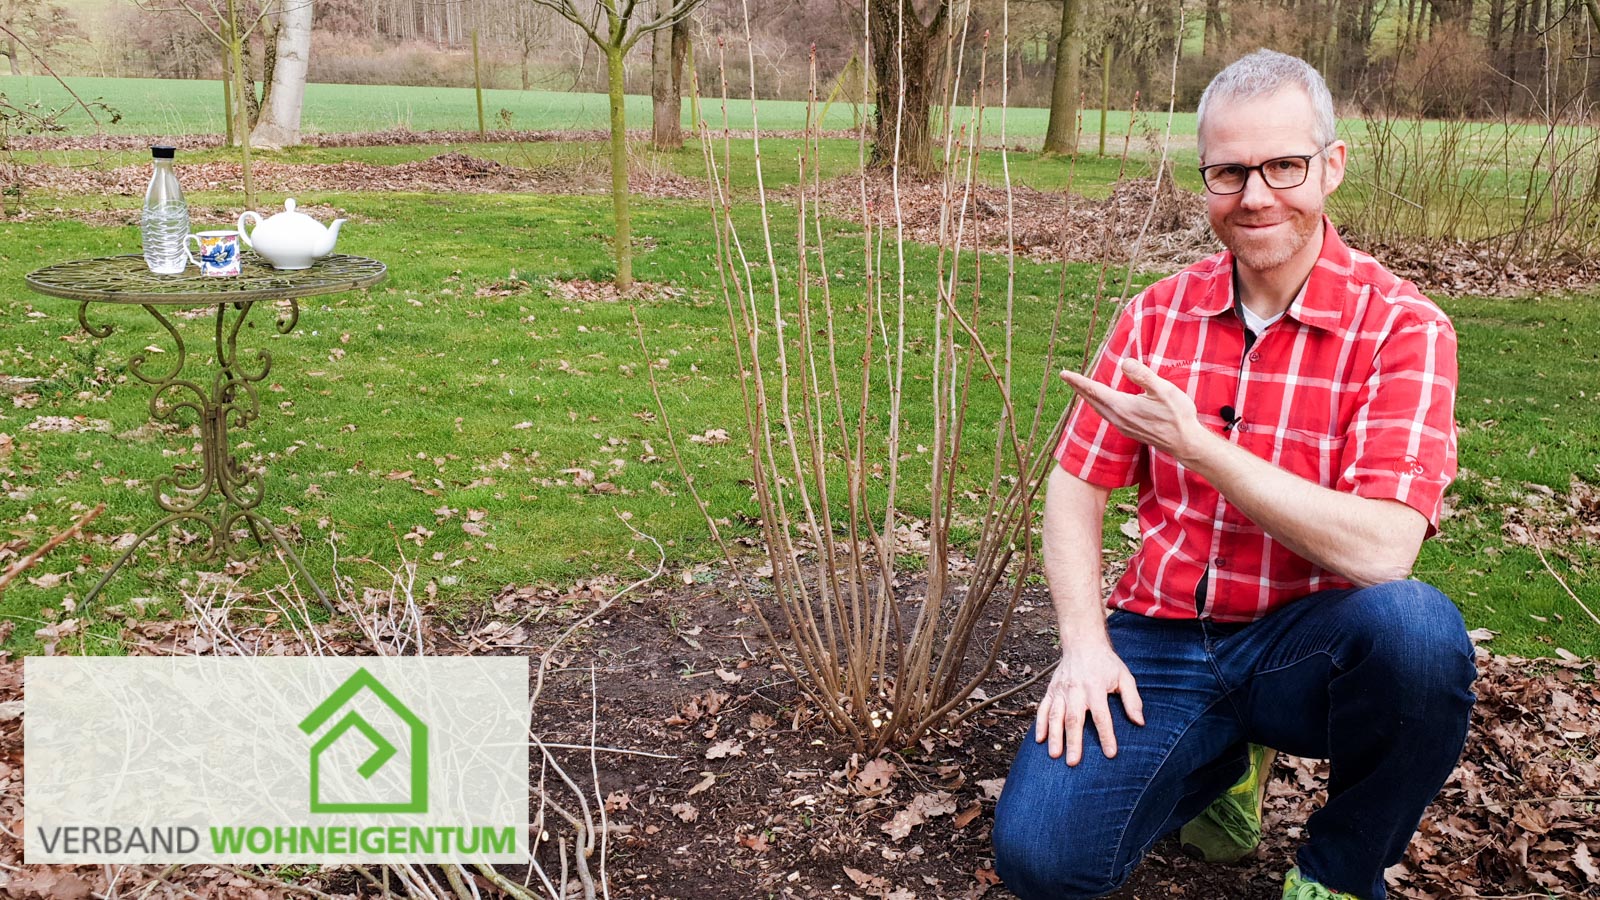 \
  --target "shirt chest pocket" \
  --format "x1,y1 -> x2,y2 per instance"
1275,428 -> 1349,488
1221,428 -> 1349,528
